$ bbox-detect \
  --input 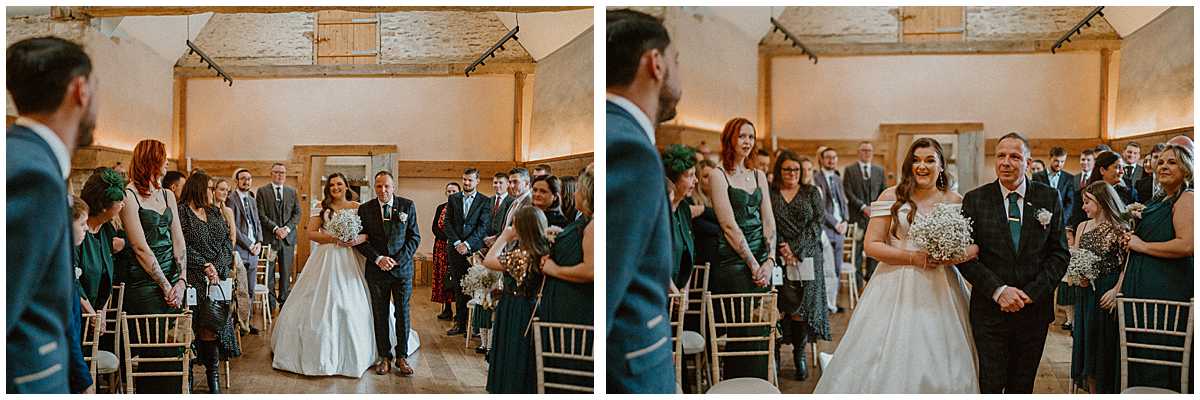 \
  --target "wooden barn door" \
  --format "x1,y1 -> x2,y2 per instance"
315,10 -> 380,65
